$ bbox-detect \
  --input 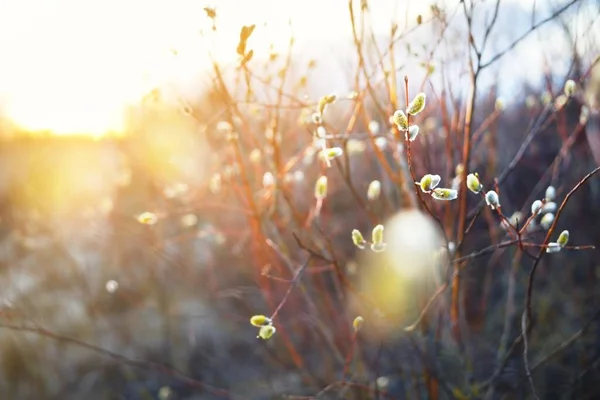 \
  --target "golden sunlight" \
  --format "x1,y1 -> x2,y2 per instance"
0,0 -> 200,137
0,0 -> 430,137
353,210 -> 445,338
